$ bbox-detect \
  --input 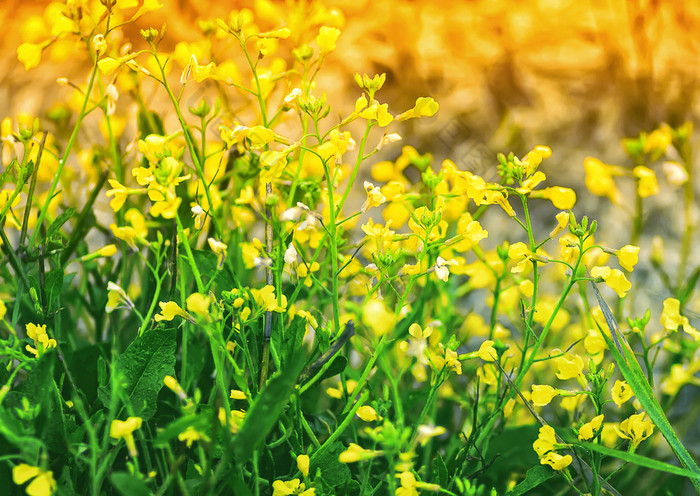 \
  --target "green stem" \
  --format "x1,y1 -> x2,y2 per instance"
30,60 -> 100,248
